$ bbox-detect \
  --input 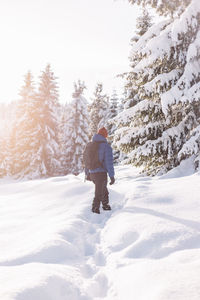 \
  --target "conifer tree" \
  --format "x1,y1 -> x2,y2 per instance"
0,136 -> 6,177
5,130 -> 14,177
9,71 -> 40,178
109,90 -> 119,120
88,83 -> 109,138
37,64 -> 61,177
0,104 -> 7,177
3,102 -> 17,177
107,90 -> 119,135
107,90 -> 122,163
65,80 -> 89,175
59,102 -> 71,174
117,96 -> 124,114
124,7 -> 153,110
114,0 -> 200,174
